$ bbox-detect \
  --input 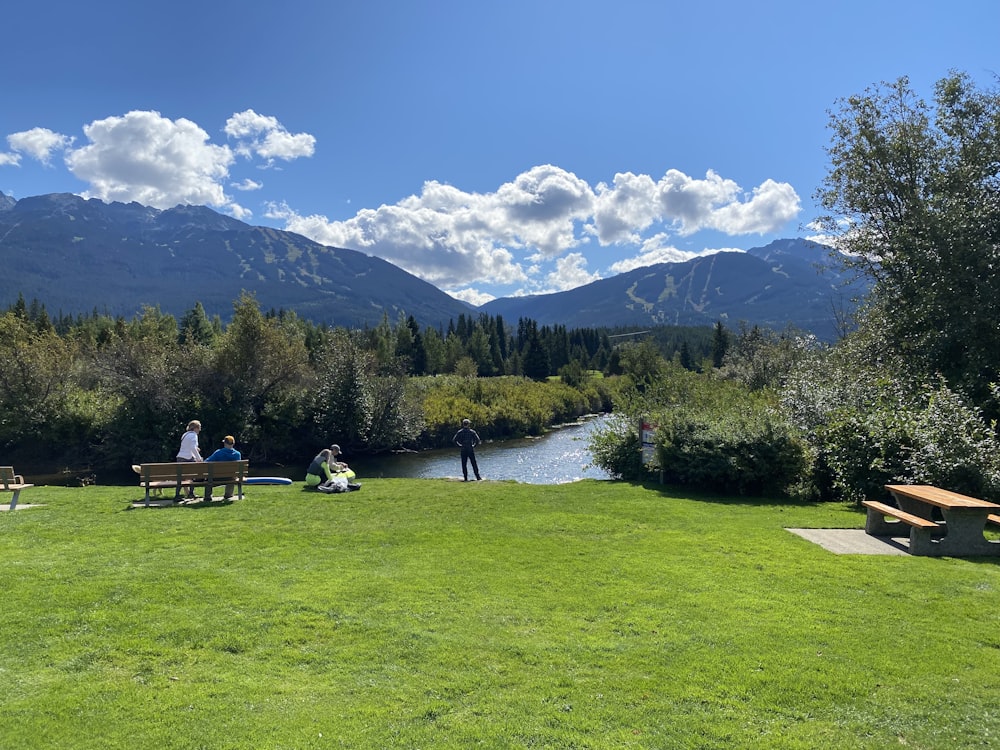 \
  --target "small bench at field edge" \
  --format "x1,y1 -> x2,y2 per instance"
1,466 -> 34,510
